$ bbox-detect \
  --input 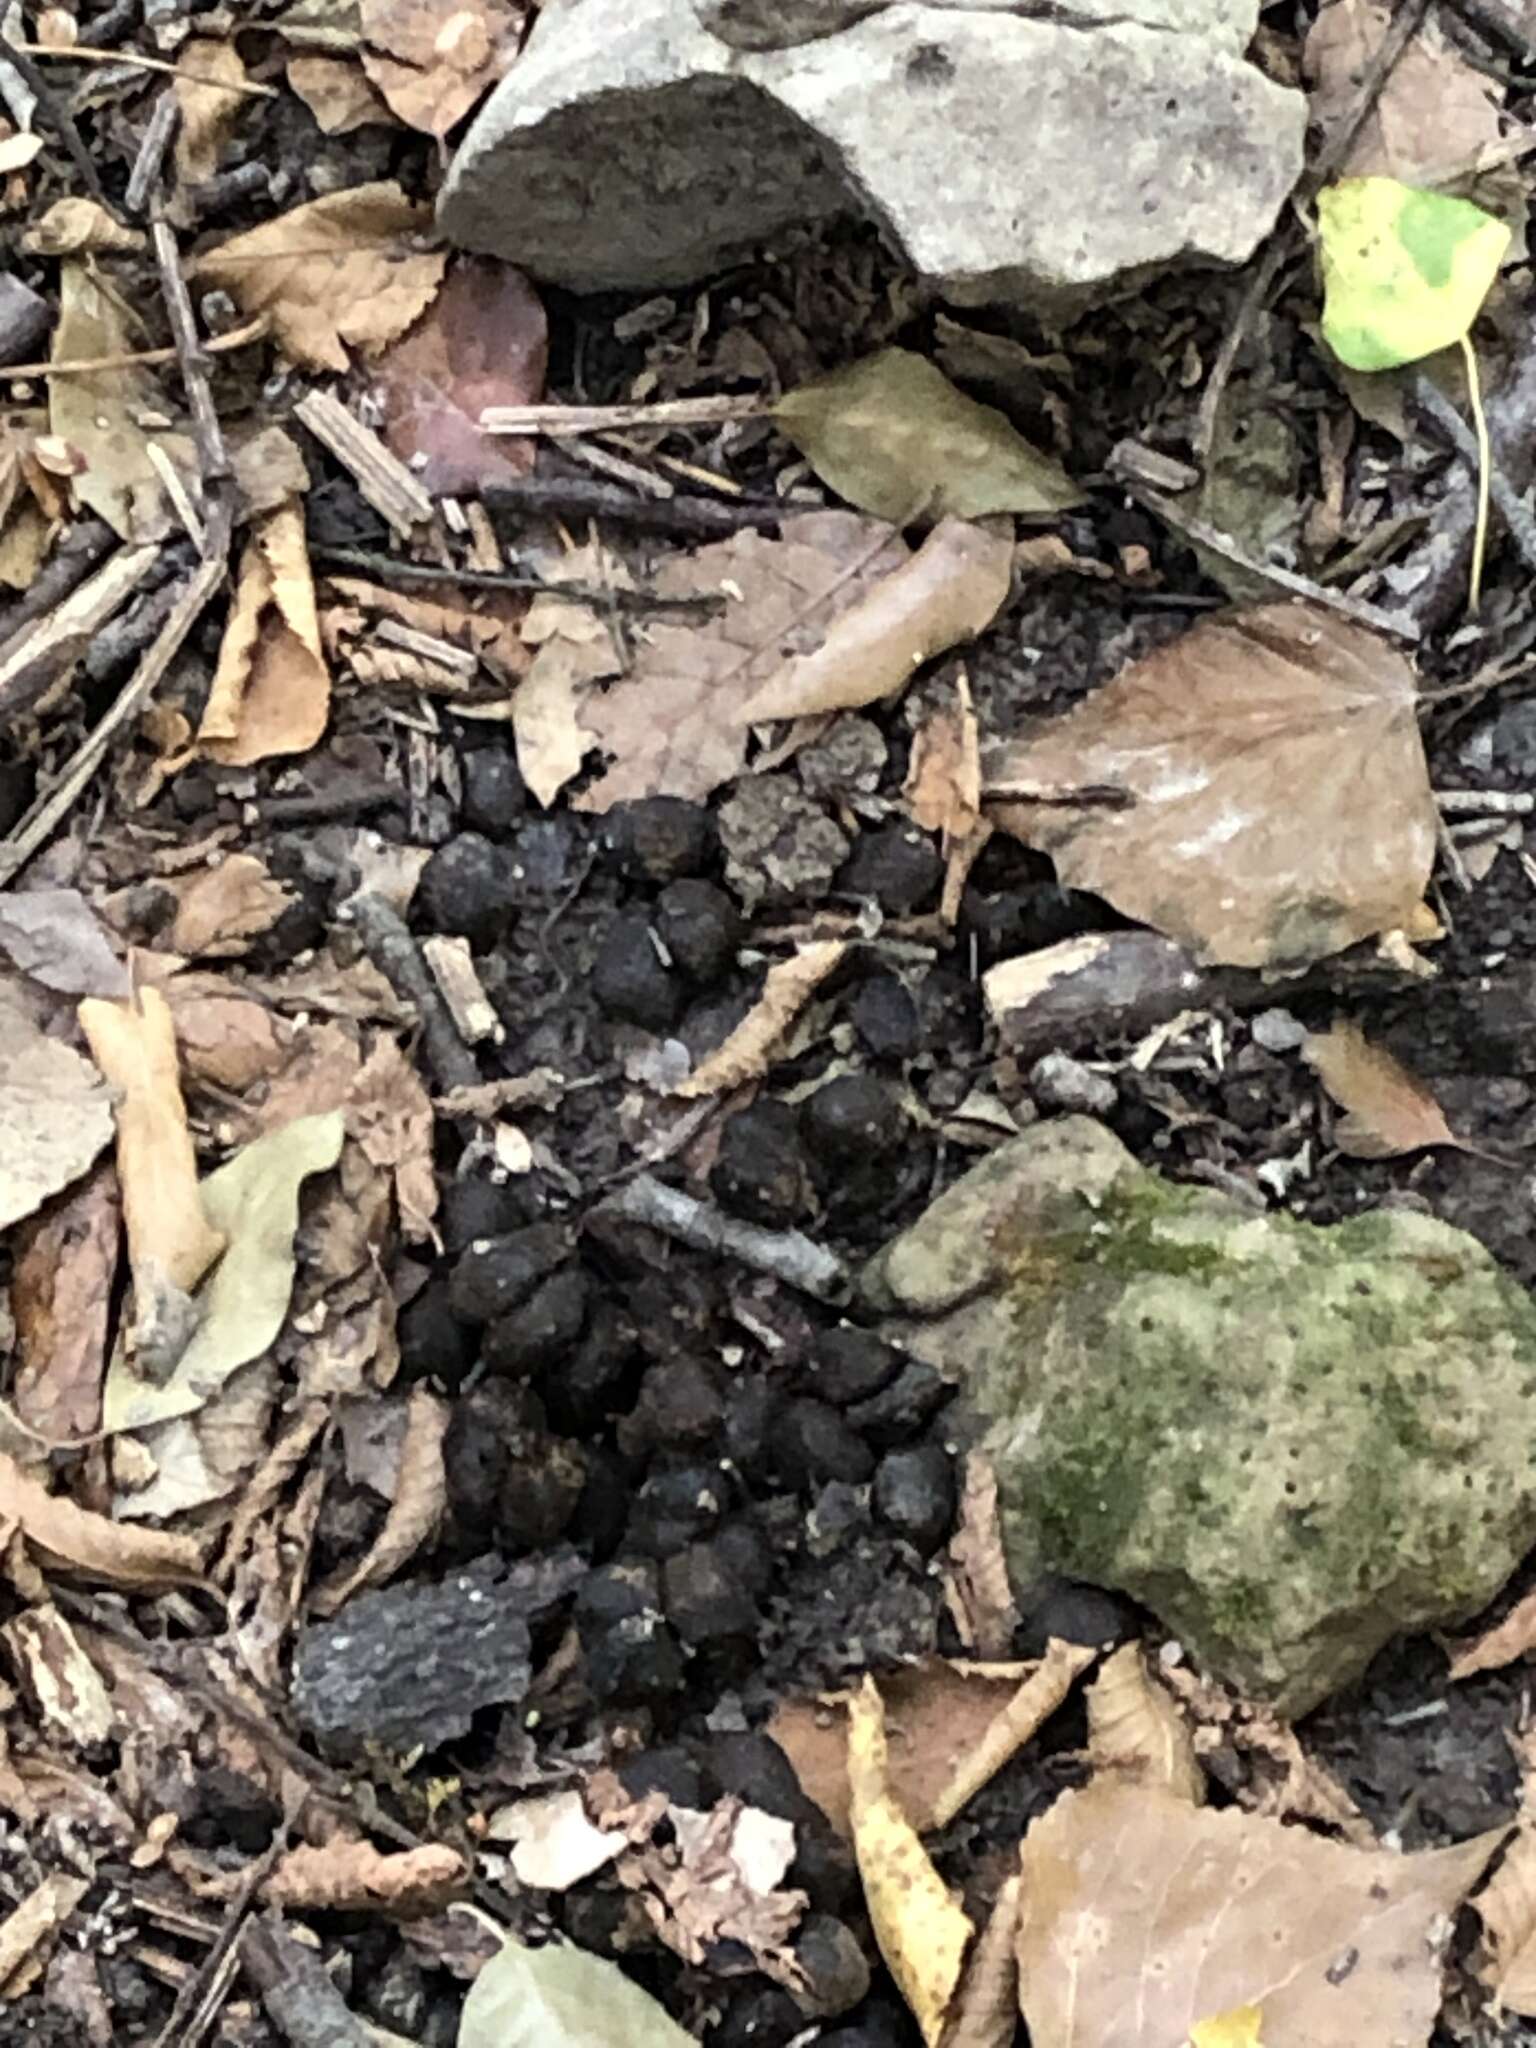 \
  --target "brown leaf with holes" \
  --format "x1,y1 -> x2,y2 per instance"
1305,0 -> 1501,184
674,942 -> 846,1099
190,182 -> 446,373
1015,1778 -> 1502,2048
199,502 -> 330,765
1302,1020 -> 1462,1158
360,0 -> 526,136
11,1166 -> 119,1445
987,604 -> 1436,969
371,259 -> 546,493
